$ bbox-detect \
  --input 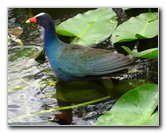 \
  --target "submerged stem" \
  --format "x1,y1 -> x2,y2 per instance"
14,96 -> 111,120
54,95 -> 111,111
